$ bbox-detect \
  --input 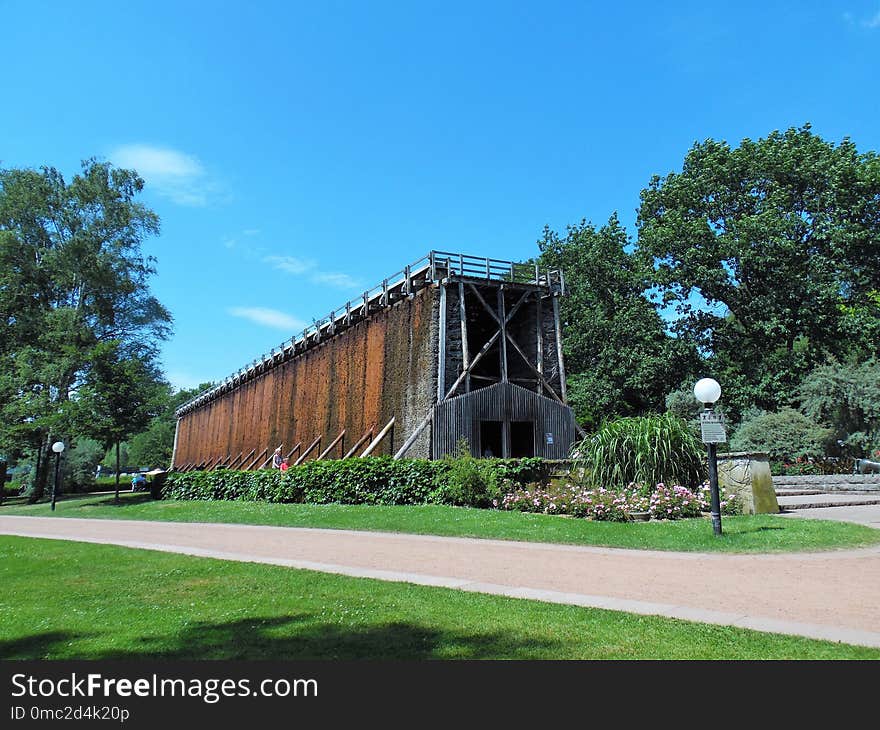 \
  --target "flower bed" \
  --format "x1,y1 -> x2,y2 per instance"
499,481 -> 741,522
